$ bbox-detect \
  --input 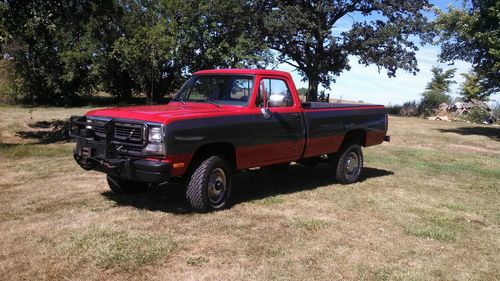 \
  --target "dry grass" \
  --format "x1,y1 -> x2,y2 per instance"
0,107 -> 499,281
